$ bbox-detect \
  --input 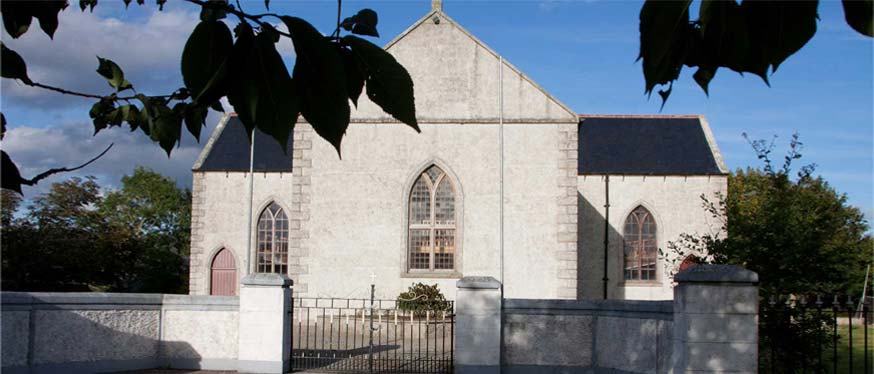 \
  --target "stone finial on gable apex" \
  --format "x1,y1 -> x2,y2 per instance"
431,0 -> 442,12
